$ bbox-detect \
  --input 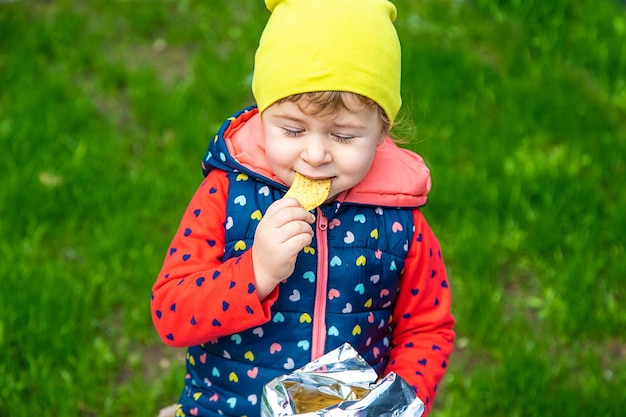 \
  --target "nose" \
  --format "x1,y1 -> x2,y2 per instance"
301,134 -> 331,166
